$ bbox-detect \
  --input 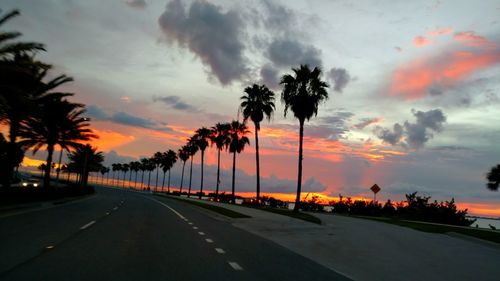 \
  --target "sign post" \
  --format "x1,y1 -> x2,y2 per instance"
370,184 -> 381,202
